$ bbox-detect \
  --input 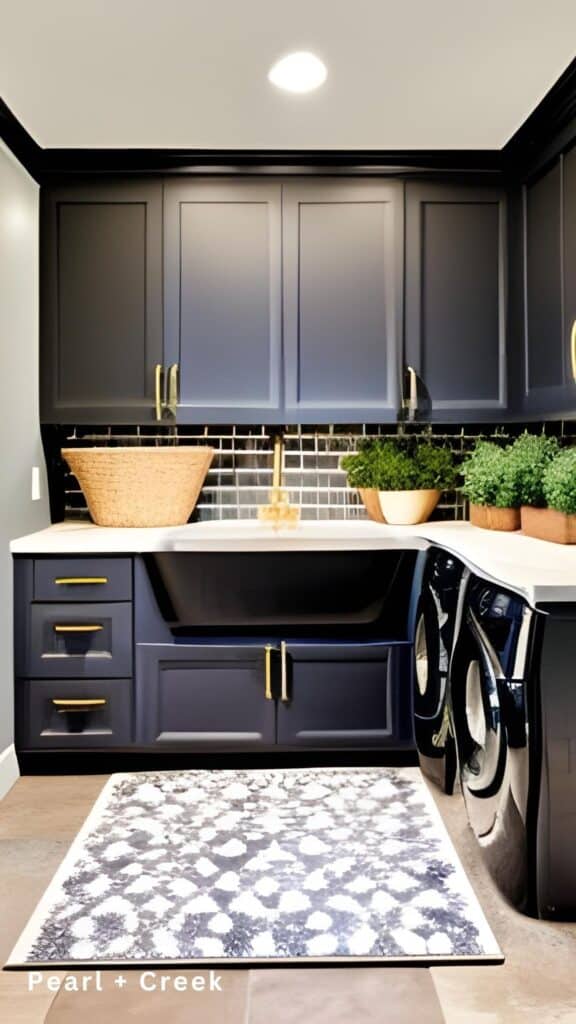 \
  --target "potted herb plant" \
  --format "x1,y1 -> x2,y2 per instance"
341,438 -> 456,525
461,441 -> 521,531
522,448 -> 576,543
507,432 -> 559,519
